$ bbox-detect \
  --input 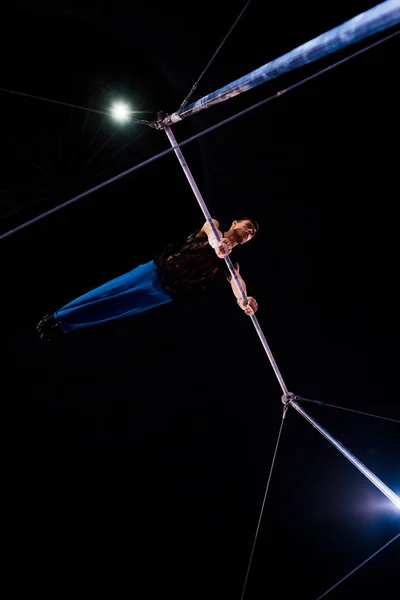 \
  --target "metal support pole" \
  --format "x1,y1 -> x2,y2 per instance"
284,395 -> 400,510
